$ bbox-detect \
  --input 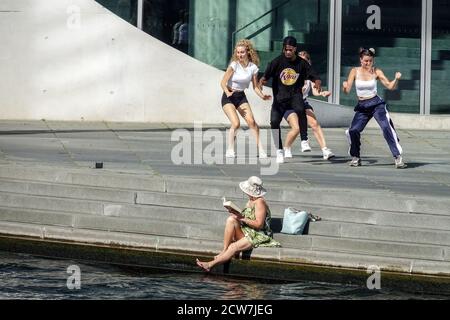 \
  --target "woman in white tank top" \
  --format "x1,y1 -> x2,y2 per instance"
342,48 -> 406,169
